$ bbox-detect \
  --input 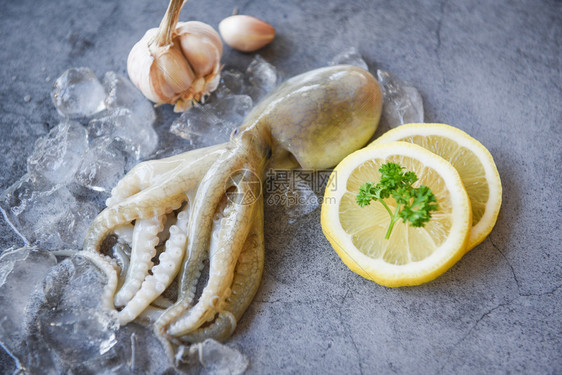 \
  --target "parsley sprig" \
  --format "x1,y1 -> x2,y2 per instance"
356,162 -> 438,239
